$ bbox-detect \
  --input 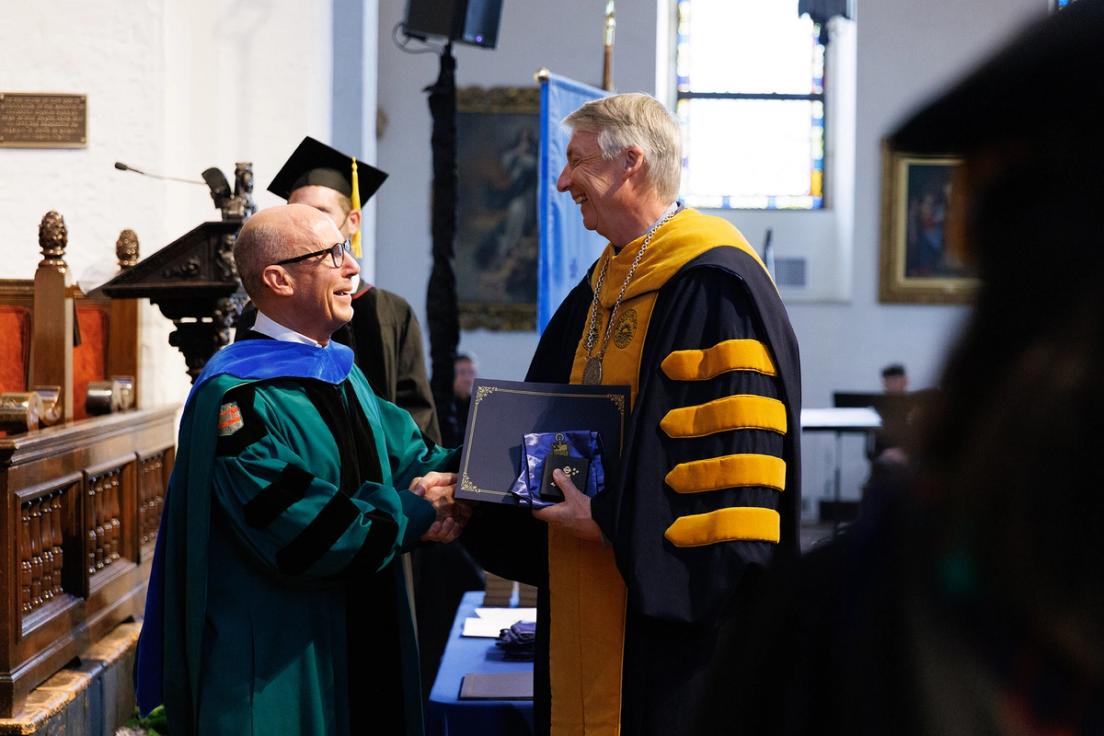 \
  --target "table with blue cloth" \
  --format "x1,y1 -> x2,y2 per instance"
425,590 -> 535,736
